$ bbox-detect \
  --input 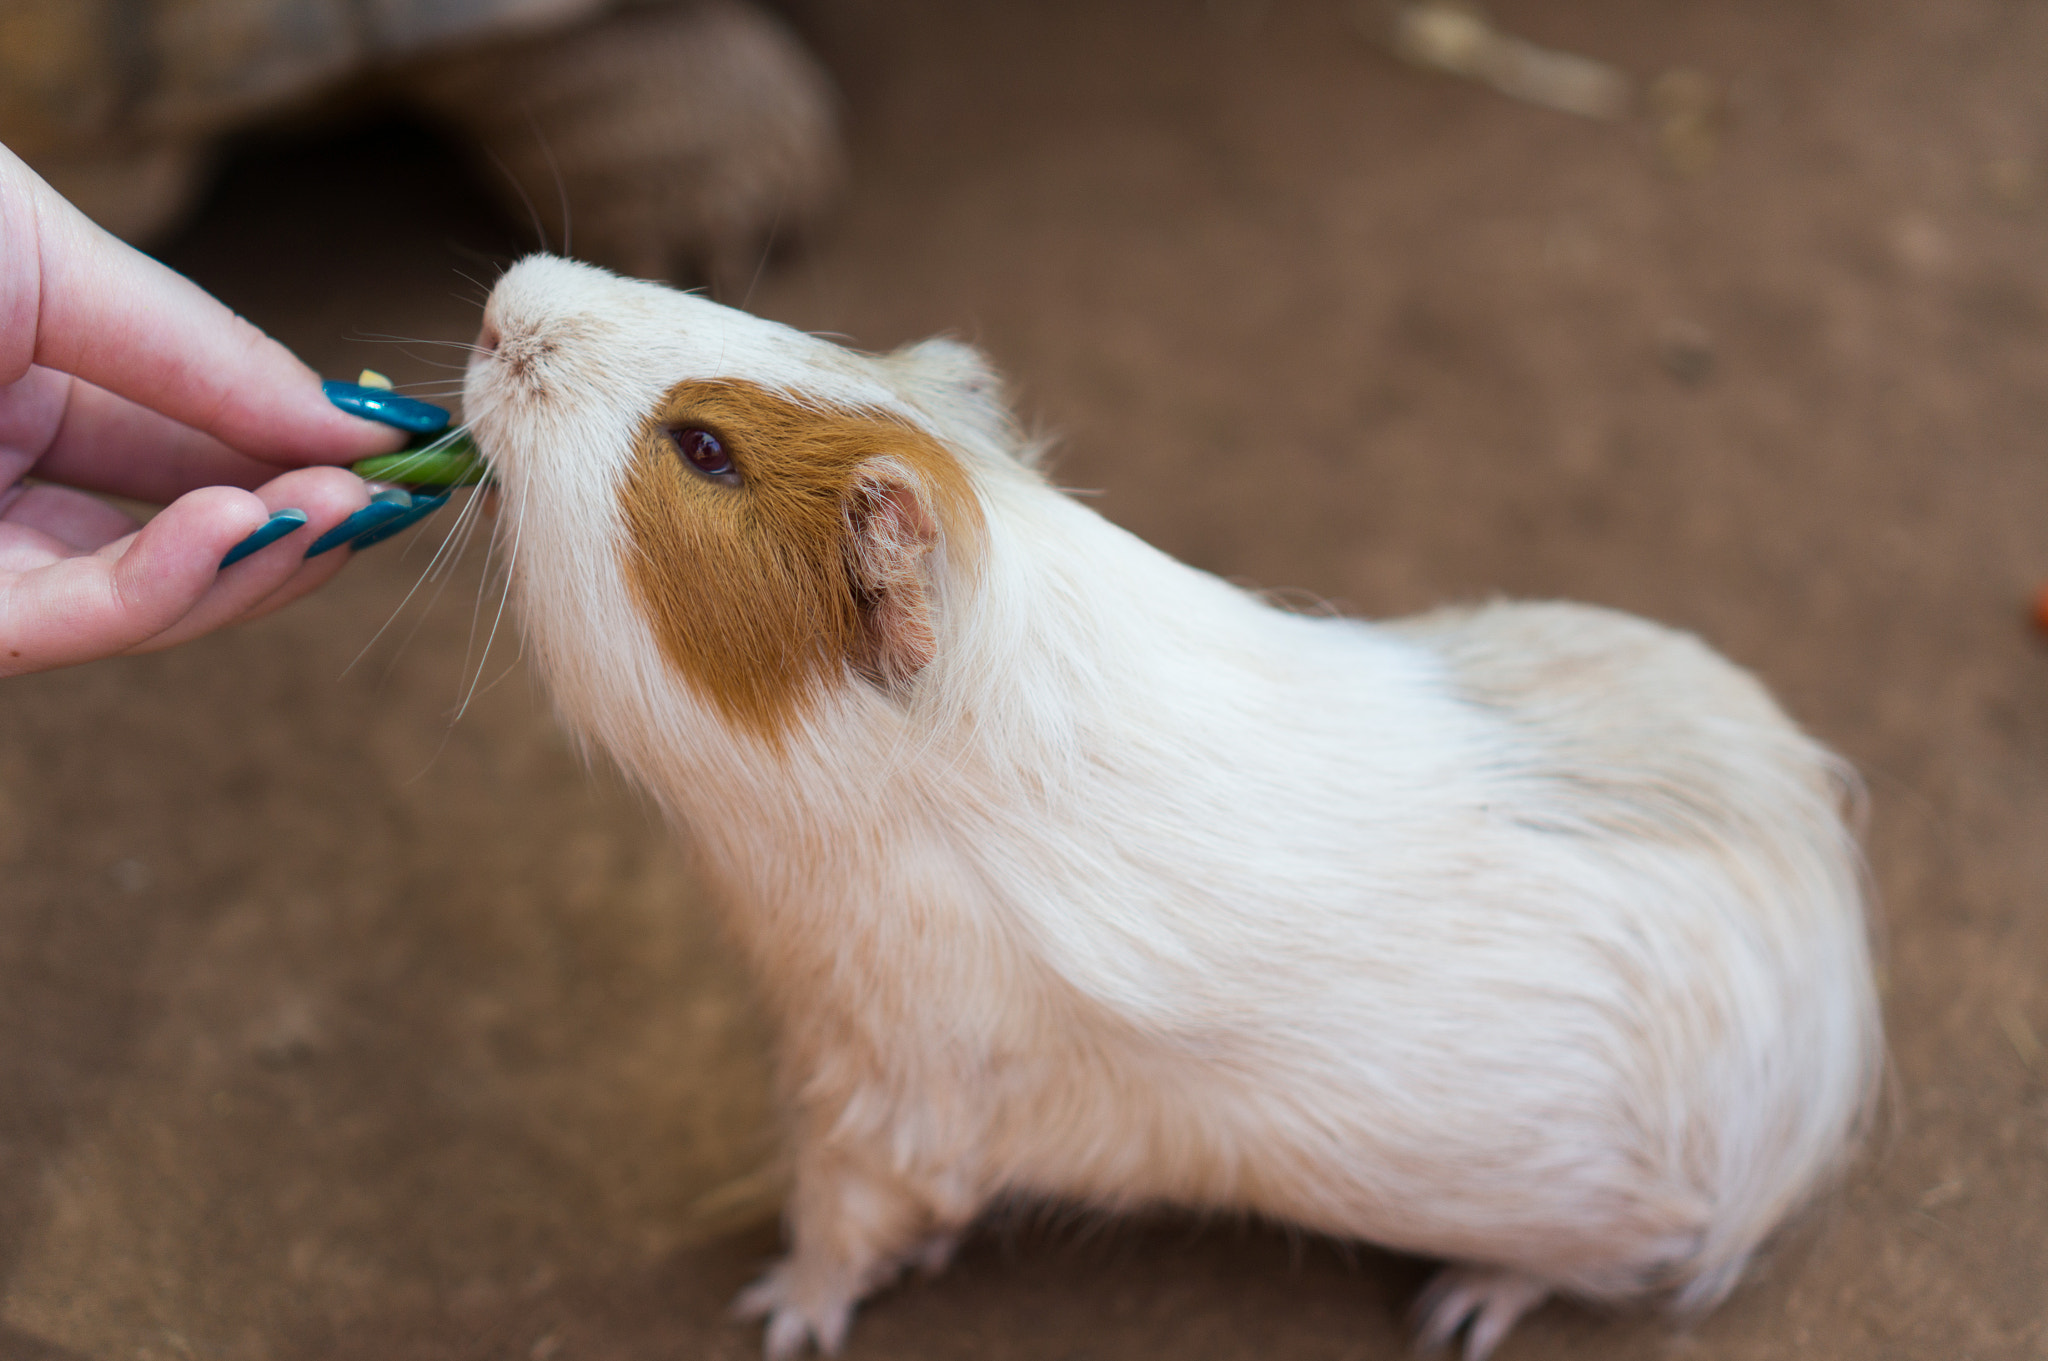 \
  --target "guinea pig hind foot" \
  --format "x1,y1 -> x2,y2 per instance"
733,1264 -> 854,1359
1414,1267 -> 1551,1361
733,1228 -> 962,1357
